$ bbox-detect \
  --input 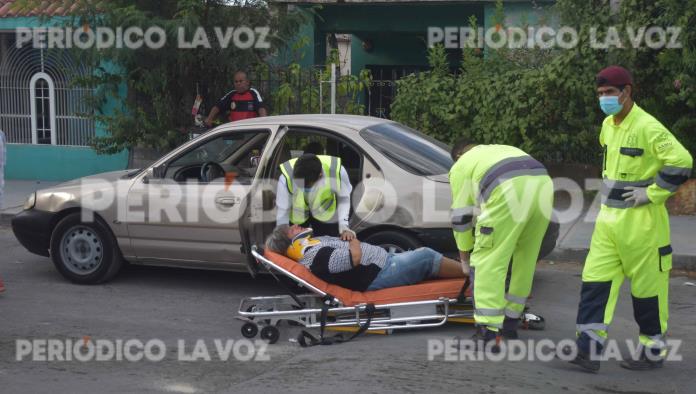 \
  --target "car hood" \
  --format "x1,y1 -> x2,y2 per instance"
52,169 -> 136,188
33,169 -> 137,212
